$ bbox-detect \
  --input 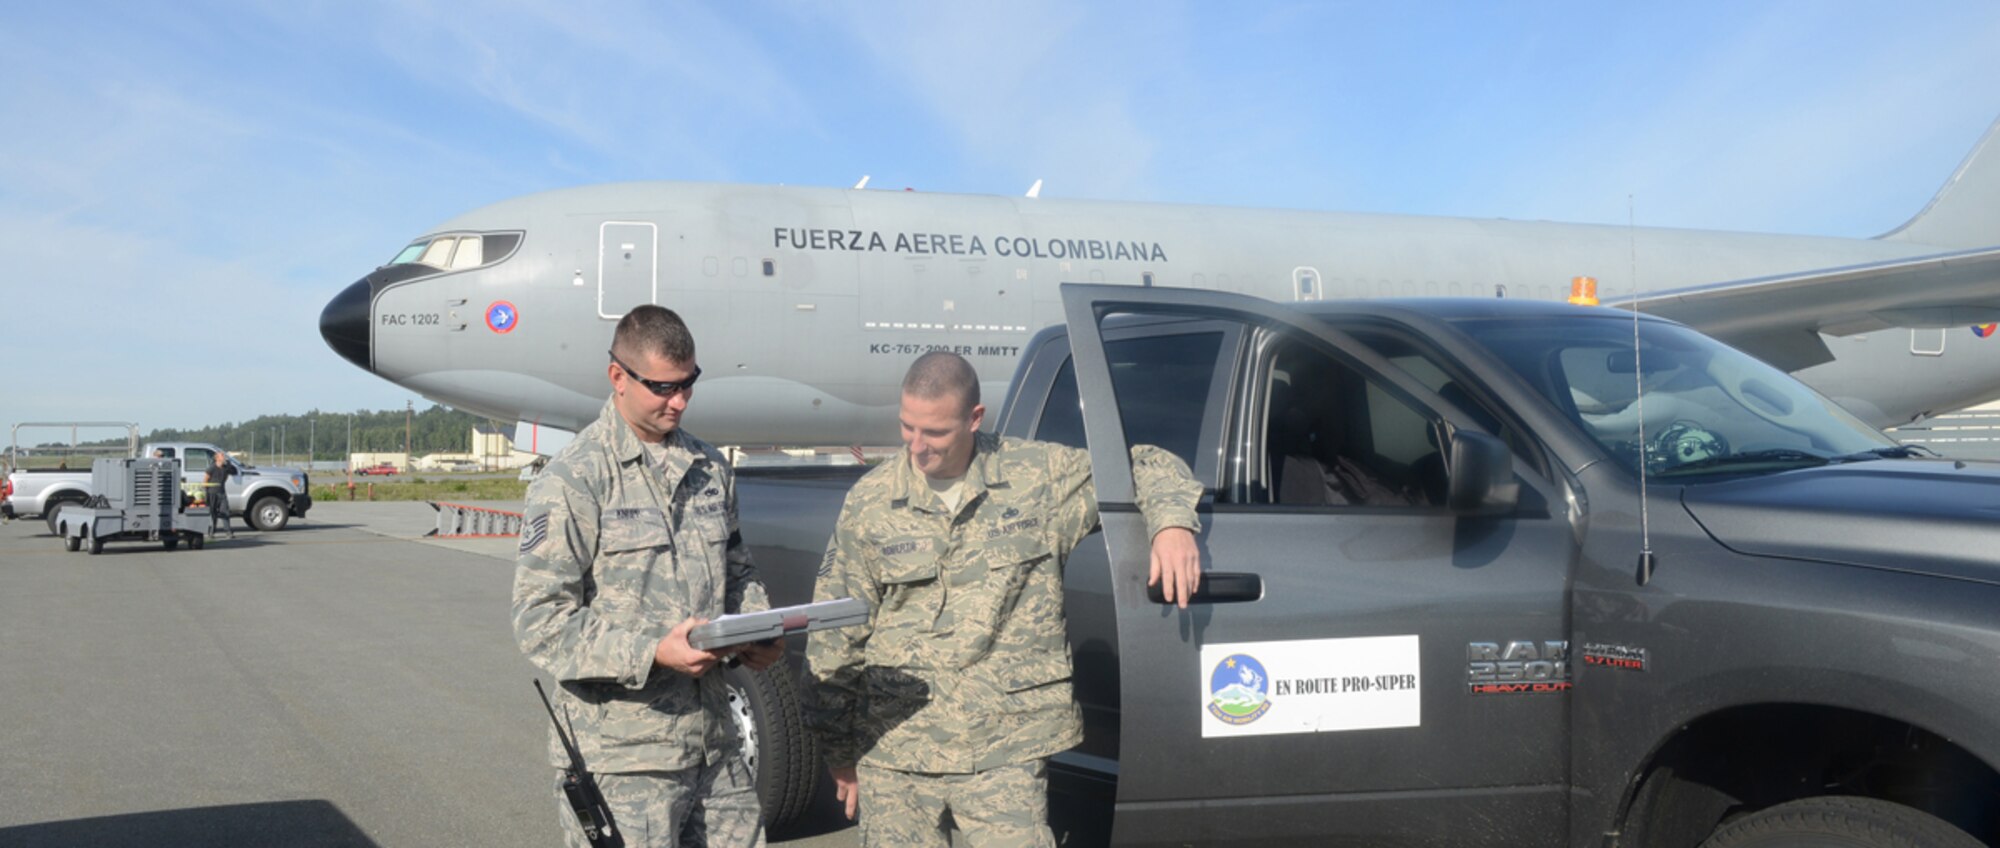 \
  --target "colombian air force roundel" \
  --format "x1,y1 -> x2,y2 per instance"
487,301 -> 519,334
1972,323 -> 1996,338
